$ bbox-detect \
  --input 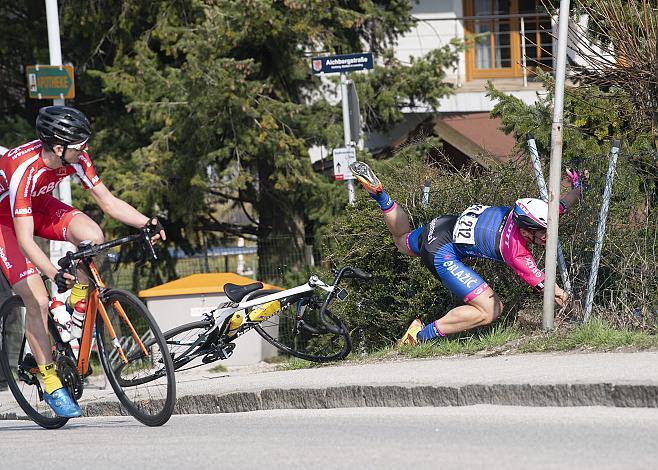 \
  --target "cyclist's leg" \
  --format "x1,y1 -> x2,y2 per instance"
2,205 -> 81,416
350,162 -> 419,257
419,245 -> 503,339
432,286 -> 503,335
34,196 -> 104,246
35,196 -> 103,300
0,218 -> 51,364
12,276 -> 51,366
